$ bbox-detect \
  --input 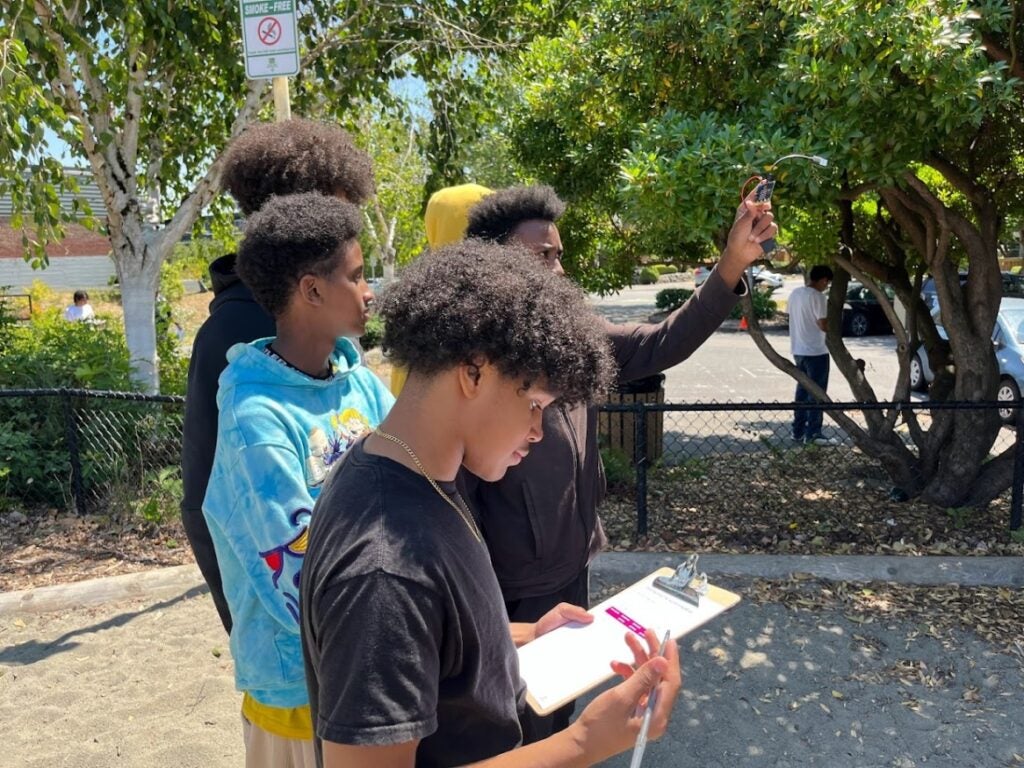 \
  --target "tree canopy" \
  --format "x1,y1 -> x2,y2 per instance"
501,0 -> 1024,506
